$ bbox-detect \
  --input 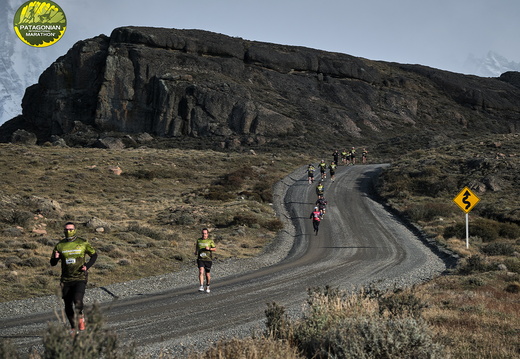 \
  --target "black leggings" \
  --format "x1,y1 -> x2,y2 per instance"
313,220 -> 320,234
61,281 -> 87,328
